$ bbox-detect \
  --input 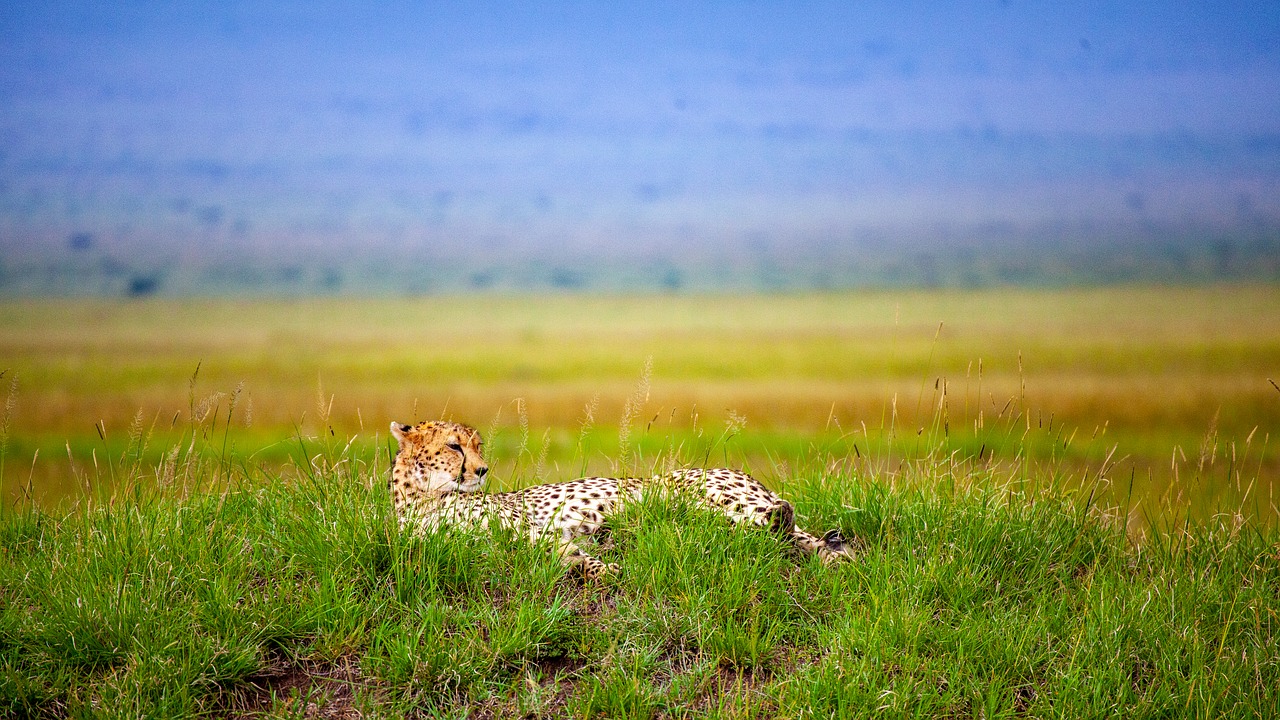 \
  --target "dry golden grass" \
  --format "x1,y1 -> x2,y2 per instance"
1,286 -> 1278,516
